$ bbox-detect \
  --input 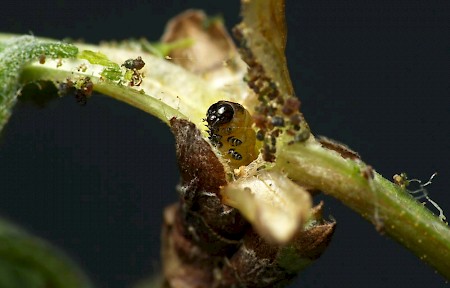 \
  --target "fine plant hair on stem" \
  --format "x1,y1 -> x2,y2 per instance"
405,173 -> 446,222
